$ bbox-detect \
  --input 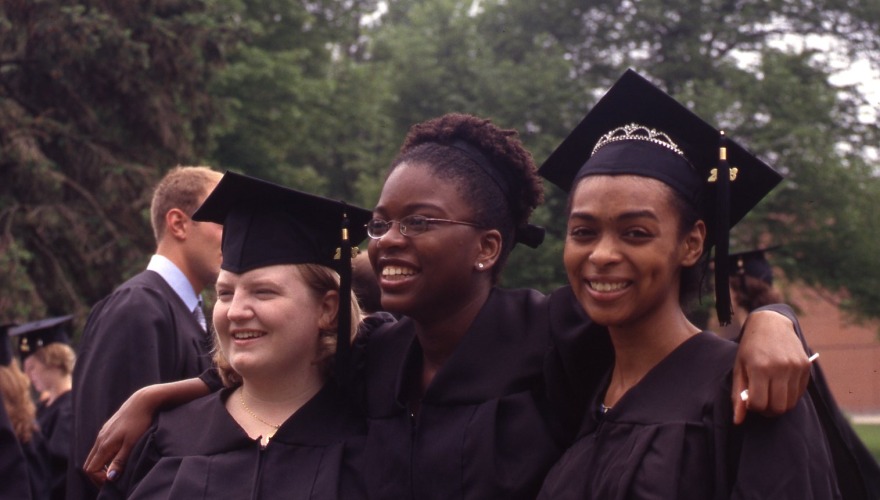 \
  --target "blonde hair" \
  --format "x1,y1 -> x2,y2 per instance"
29,343 -> 76,377
0,360 -> 38,443
213,263 -> 362,387
150,166 -> 222,241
